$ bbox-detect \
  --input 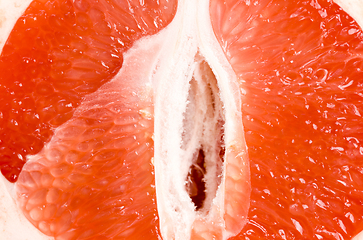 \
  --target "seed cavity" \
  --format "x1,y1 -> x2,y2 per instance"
185,148 -> 206,210
182,54 -> 225,213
